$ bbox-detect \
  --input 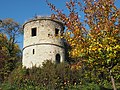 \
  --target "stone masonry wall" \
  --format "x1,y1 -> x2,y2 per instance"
22,17 -> 65,68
